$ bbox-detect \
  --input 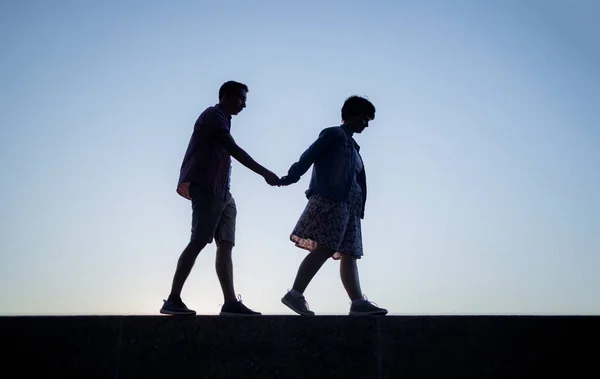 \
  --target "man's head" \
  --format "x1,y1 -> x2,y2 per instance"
218,81 -> 248,116
341,95 -> 375,134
